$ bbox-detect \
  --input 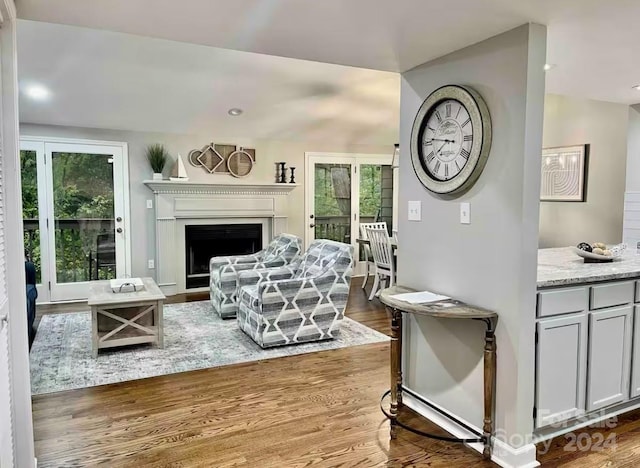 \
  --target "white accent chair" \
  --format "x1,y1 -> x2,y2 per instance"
365,225 -> 395,301
359,222 -> 387,291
